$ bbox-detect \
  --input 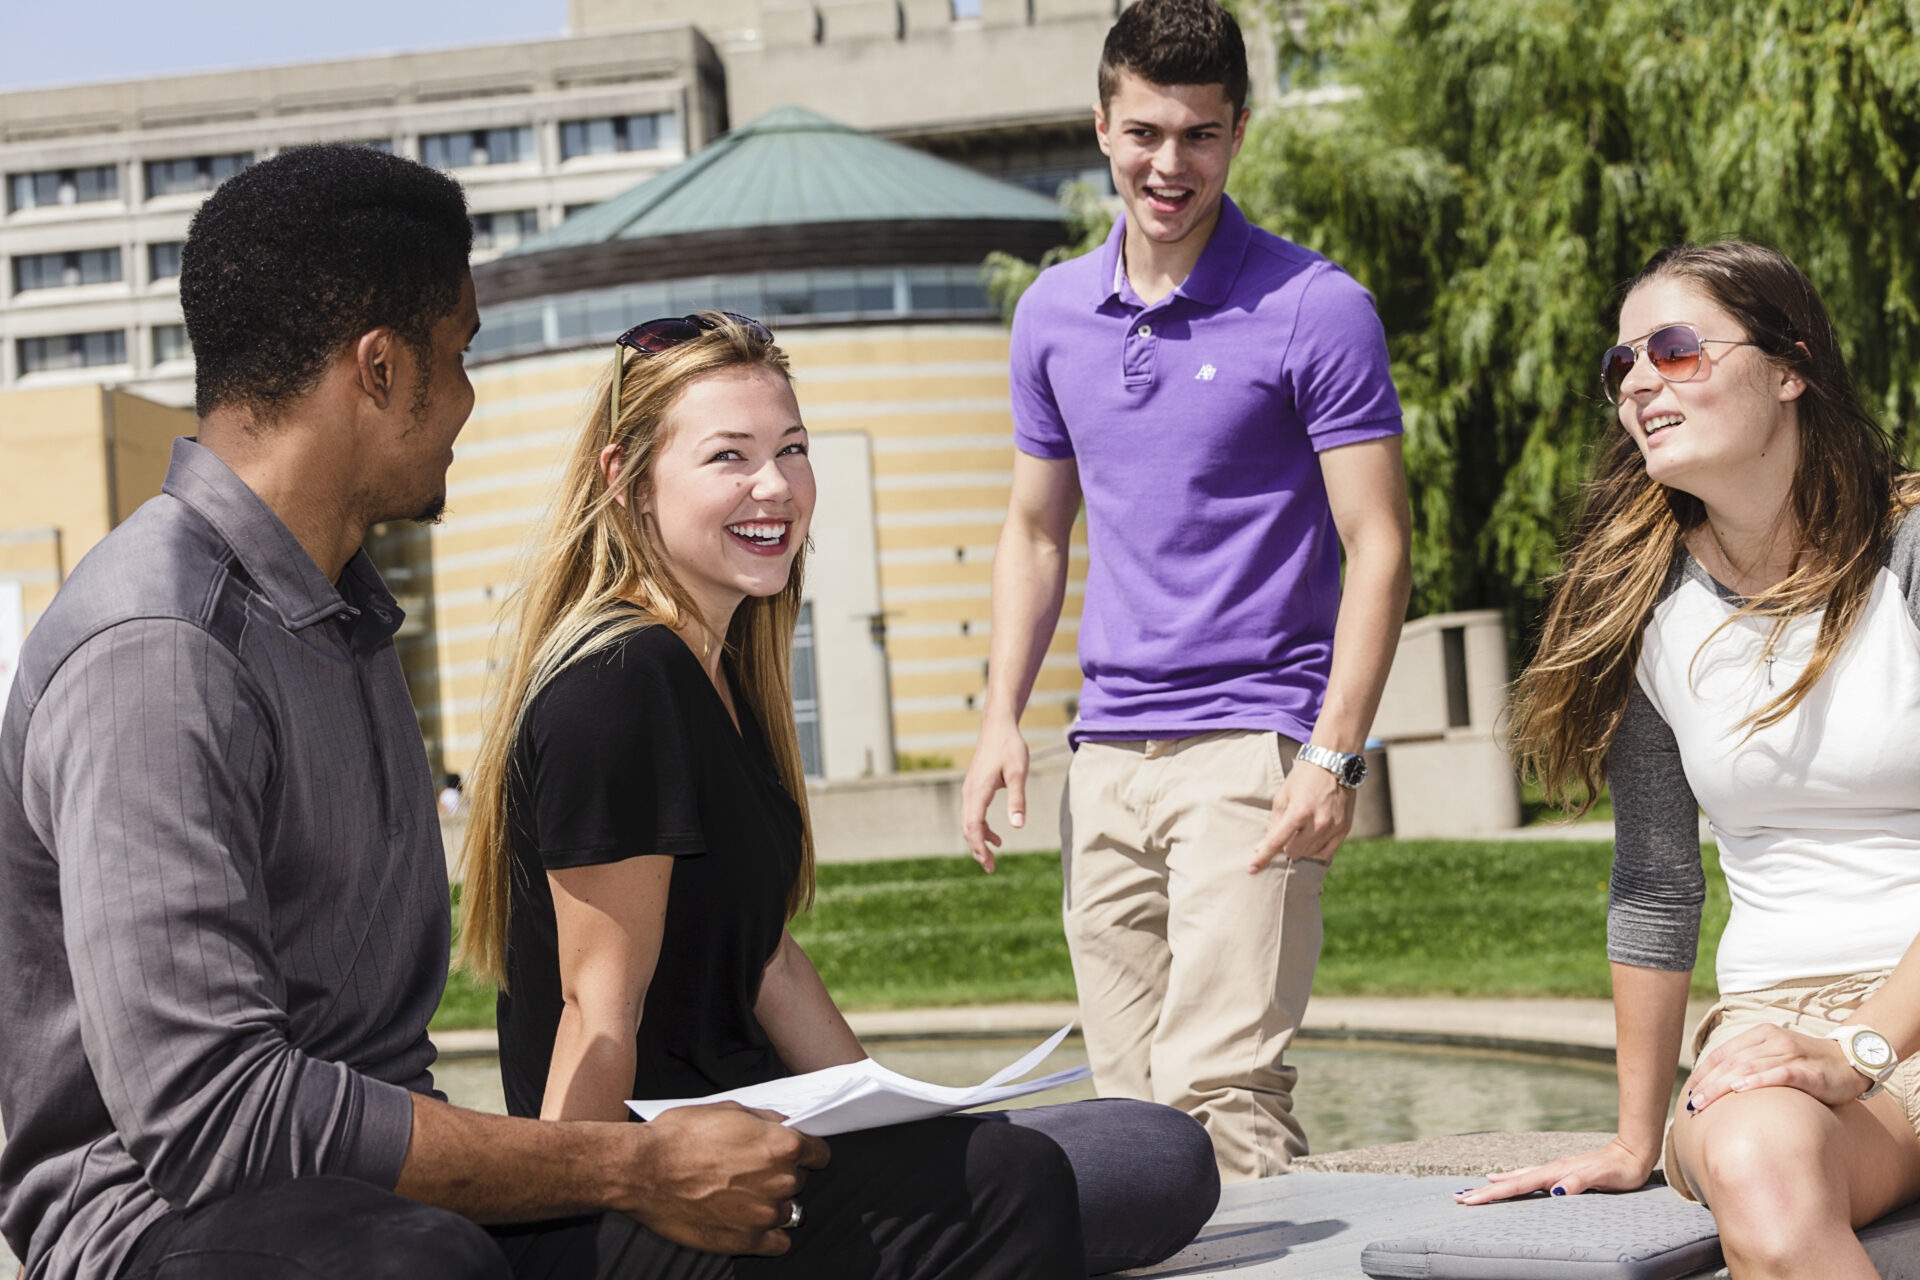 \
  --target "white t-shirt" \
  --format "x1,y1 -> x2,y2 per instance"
1608,507 -> 1920,993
